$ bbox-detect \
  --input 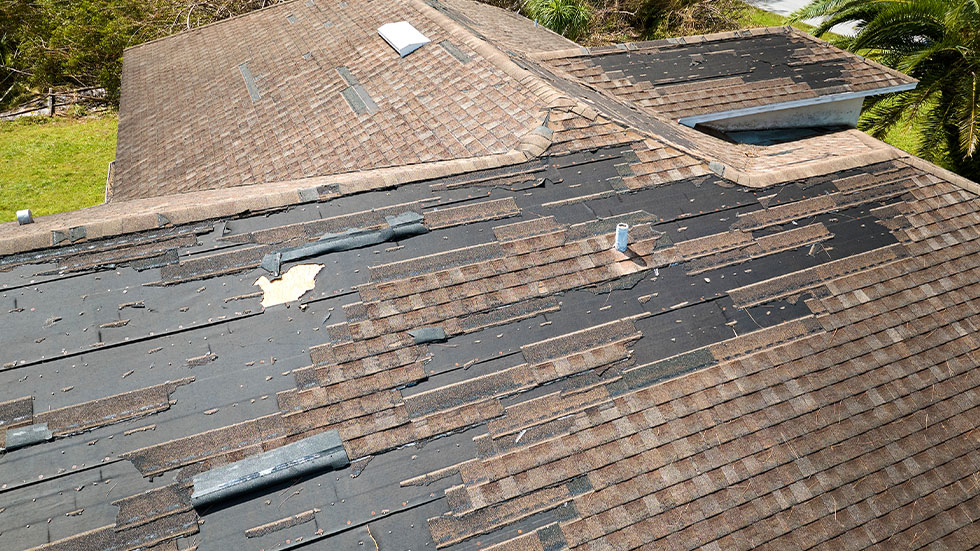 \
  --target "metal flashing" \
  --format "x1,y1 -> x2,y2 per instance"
677,83 -> 918,127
